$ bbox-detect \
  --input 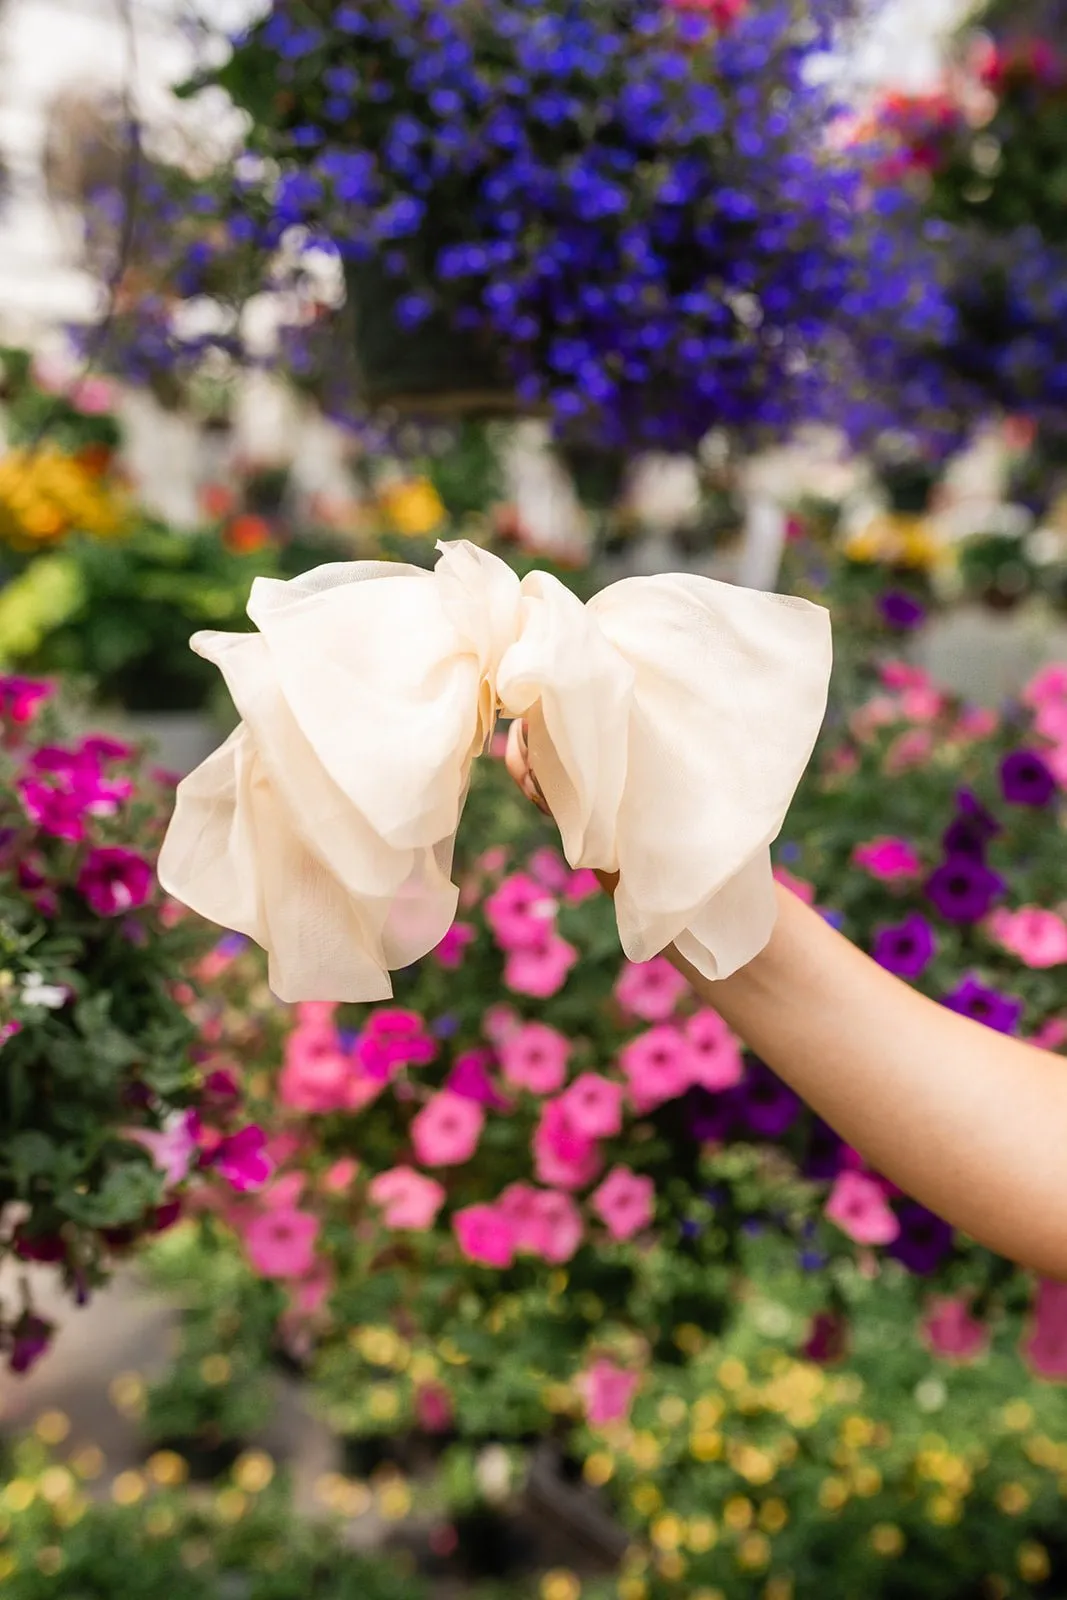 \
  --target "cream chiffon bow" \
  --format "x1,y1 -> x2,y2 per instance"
158,540 -> 831,1002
